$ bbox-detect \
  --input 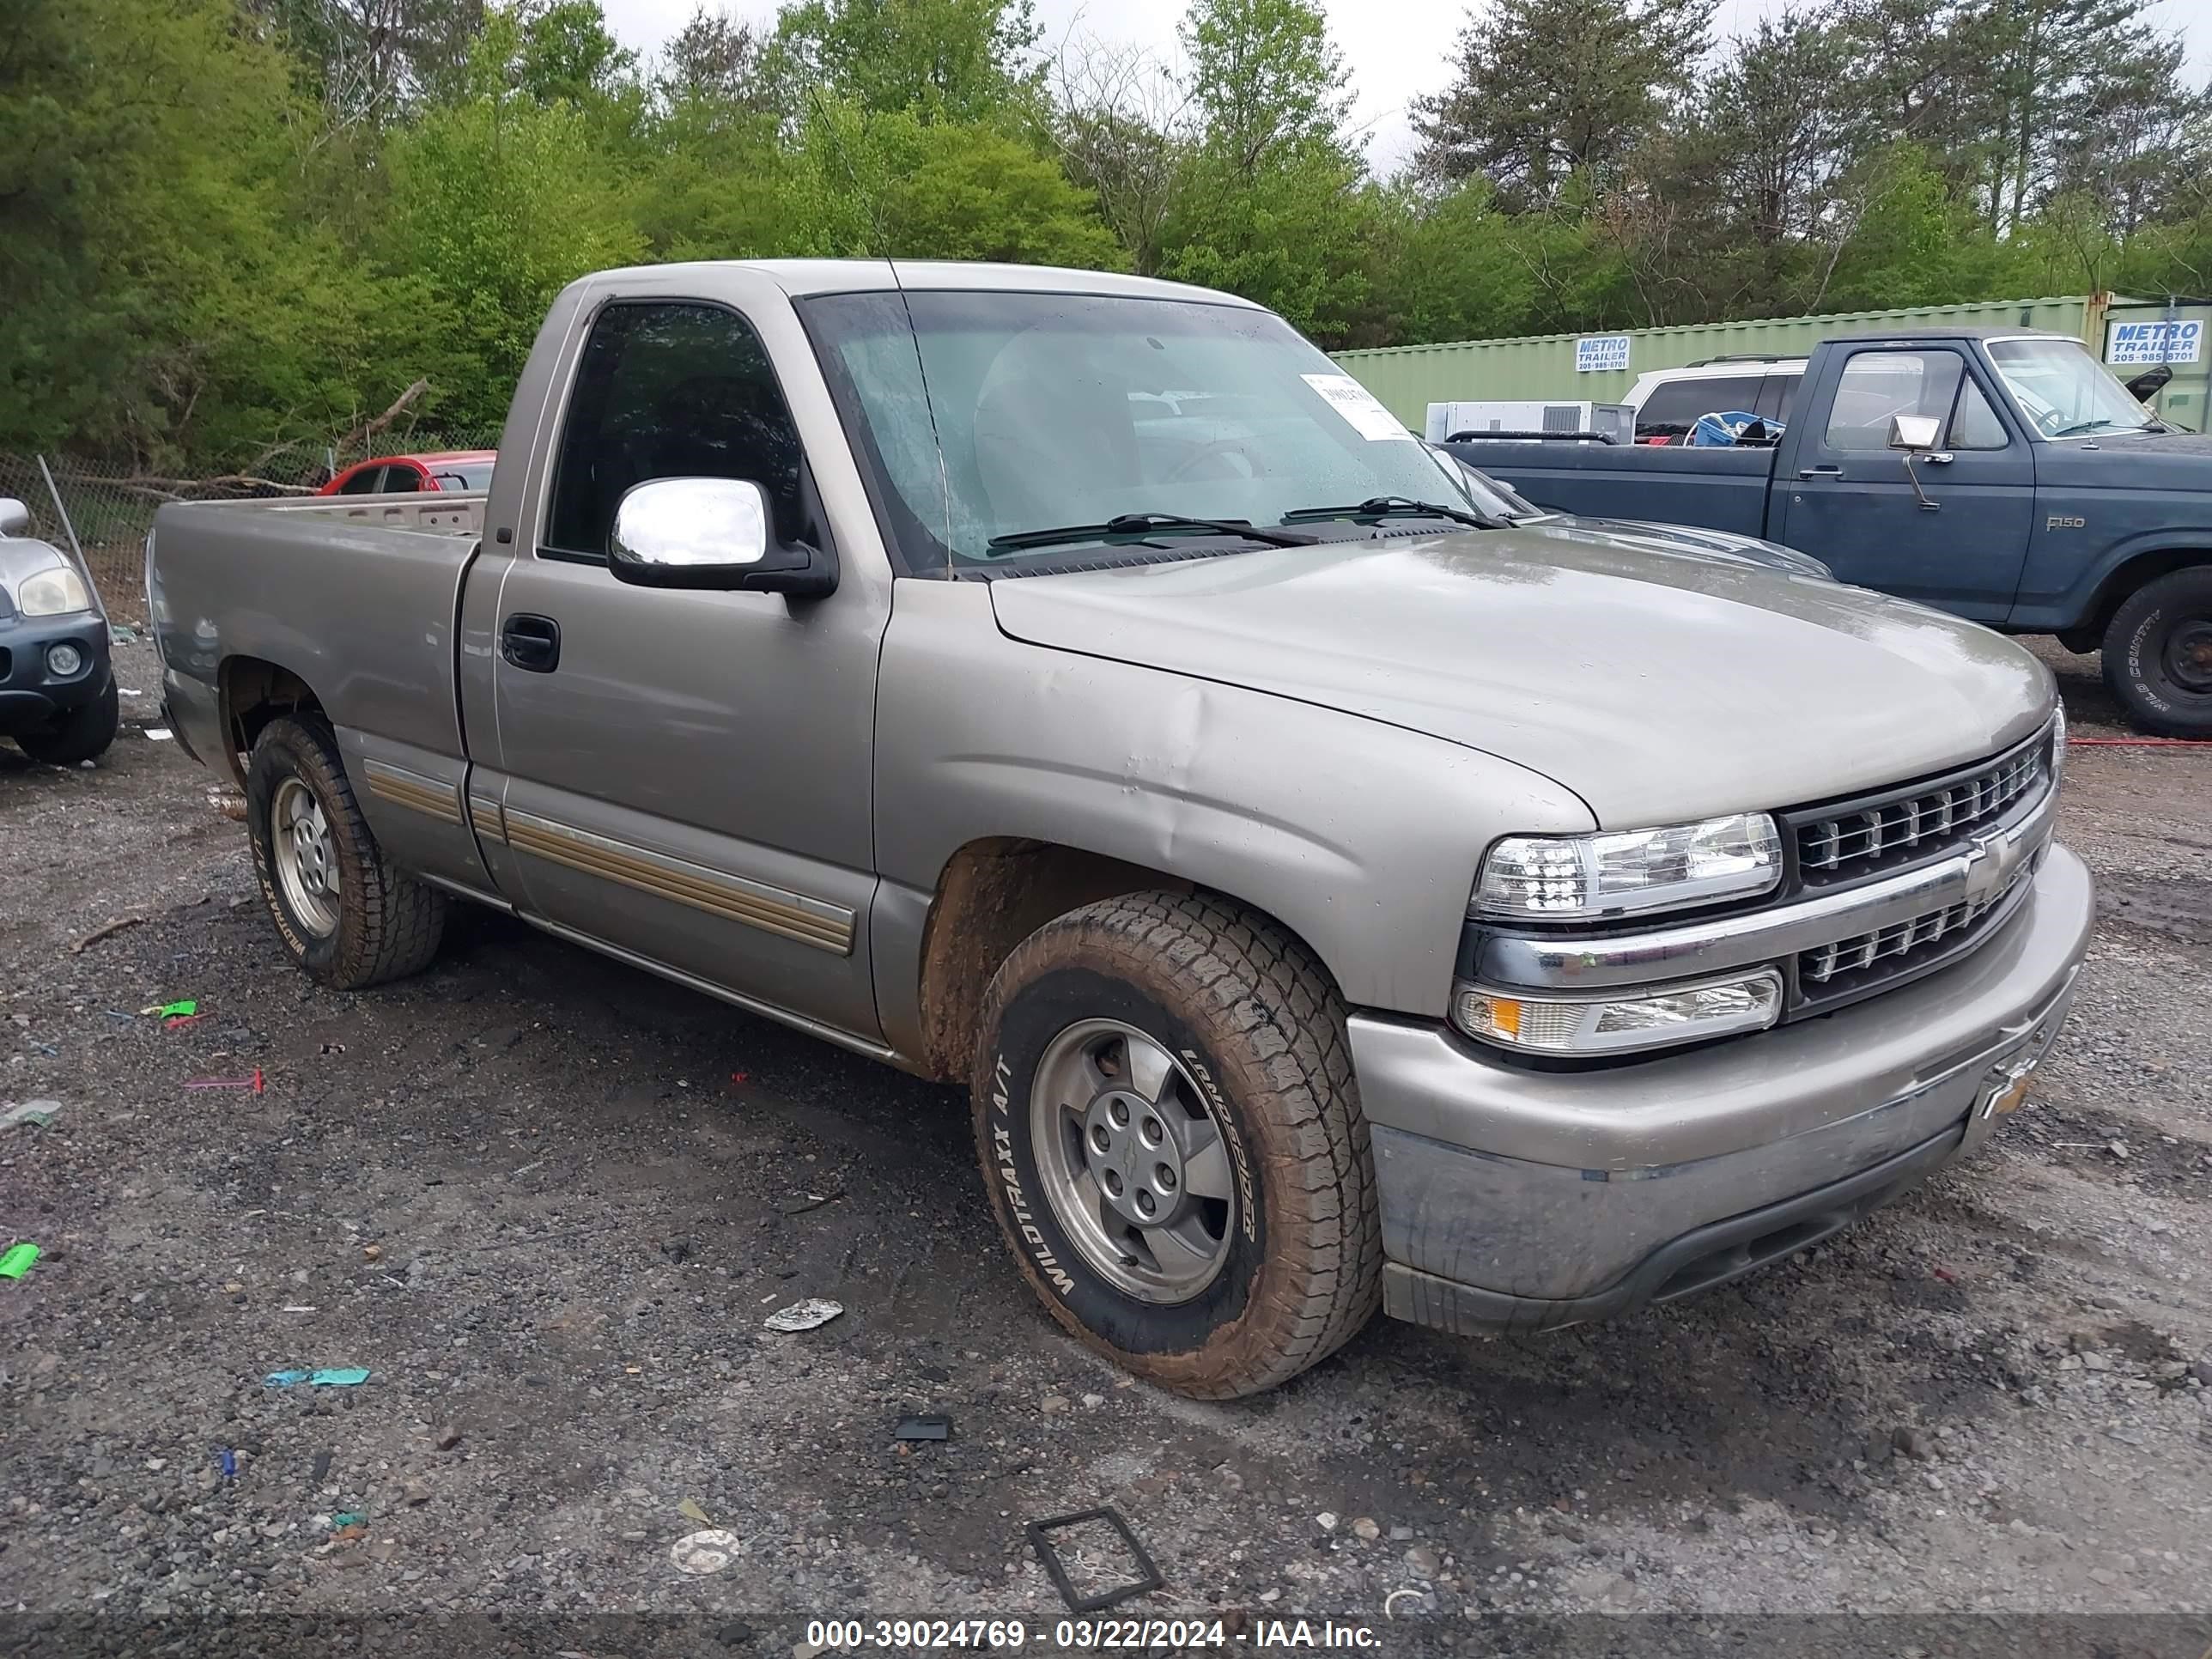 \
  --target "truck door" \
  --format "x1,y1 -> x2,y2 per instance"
465,283 -> 892,1044
1769,345 -> 2033,621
